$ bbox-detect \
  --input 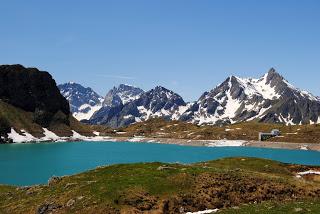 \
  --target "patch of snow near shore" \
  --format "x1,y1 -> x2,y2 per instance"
7,128 -> 117,143
87,135 -> 115,142
41,128 -> 61,141
299,145 -> 309,150
116,132 -> 127,134
71,130 -> 86,140
297,170 -> 320,176
71,130 -> 117,142
128,136 -> 145,142
186,209 -> 219,214
93,131 -> 100,136
286,132 -> 298,135
208,140 -> 246,147
7,128 -> 37,143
